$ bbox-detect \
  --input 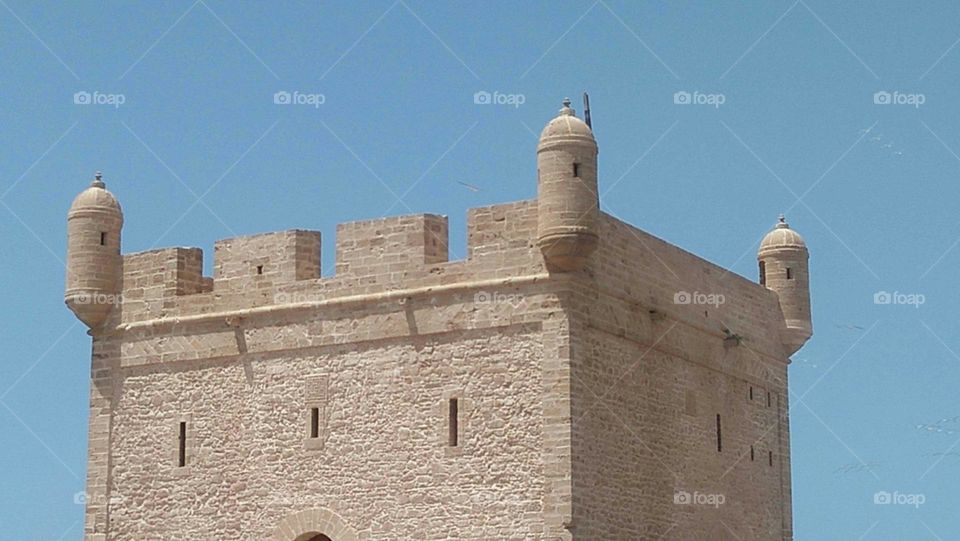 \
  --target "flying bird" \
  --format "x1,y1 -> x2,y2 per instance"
457,180 -> 481,192
835,322 -> 866,331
